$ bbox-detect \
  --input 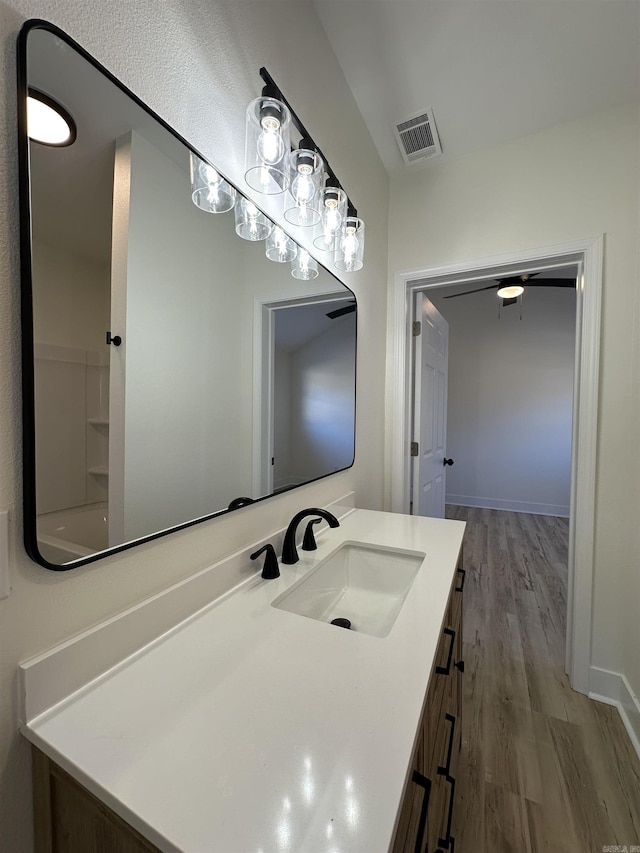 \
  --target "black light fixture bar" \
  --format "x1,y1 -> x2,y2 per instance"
259,66 -> 357,216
